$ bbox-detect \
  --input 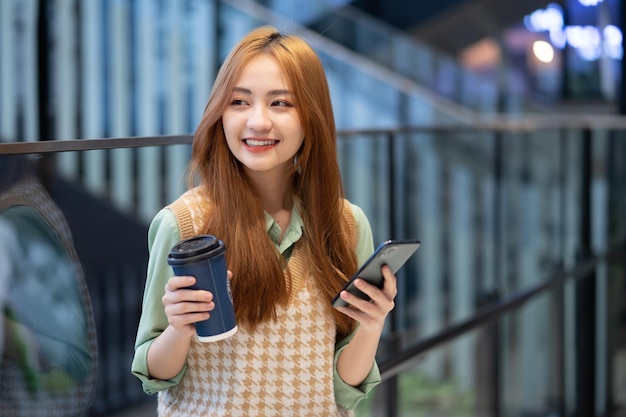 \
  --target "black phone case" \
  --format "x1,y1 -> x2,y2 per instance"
332,239 -> 420,308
